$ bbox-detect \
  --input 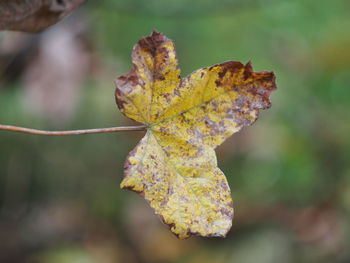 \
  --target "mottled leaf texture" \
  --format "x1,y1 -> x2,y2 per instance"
115,31 -> 276,239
